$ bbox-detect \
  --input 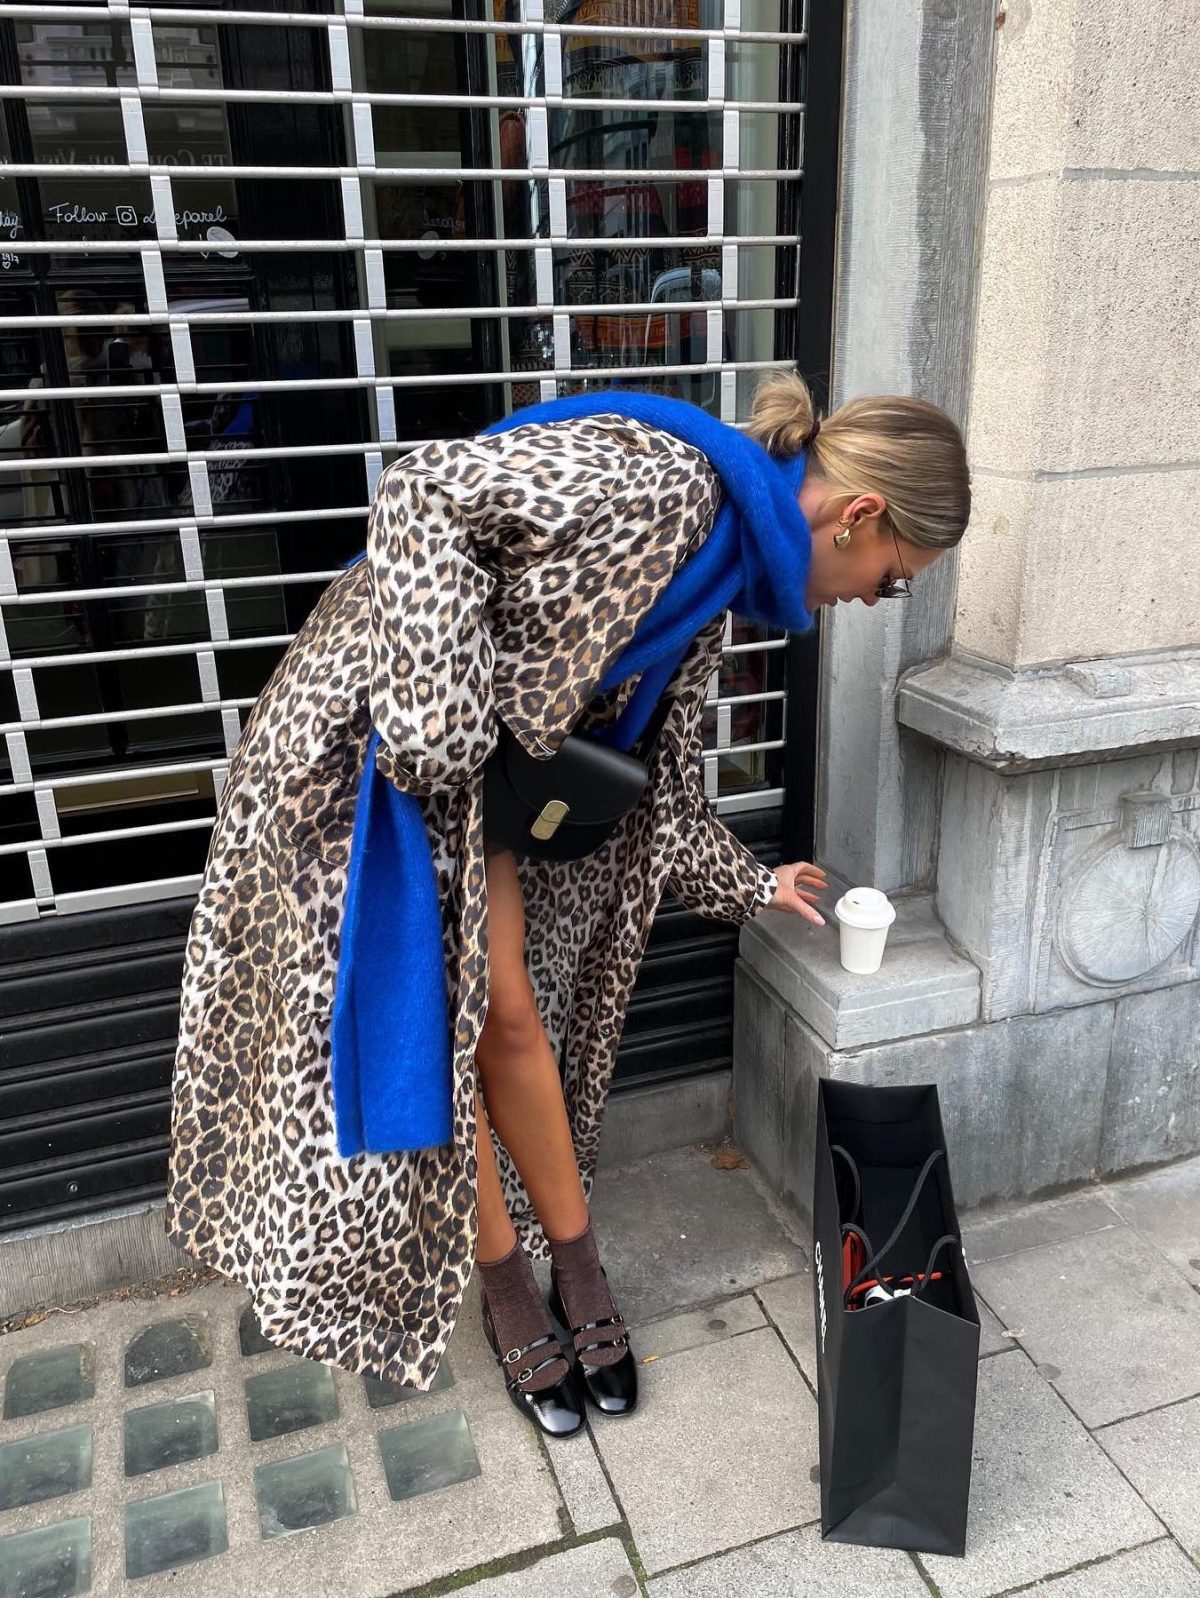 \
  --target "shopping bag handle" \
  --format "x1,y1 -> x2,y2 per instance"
842,1228 -> 960,1307
910,1232 -> 964,1301
843,1148 -> 947,1305
829,1143 -> 862,1226
840,1221 -> 872,1264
